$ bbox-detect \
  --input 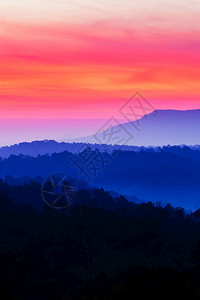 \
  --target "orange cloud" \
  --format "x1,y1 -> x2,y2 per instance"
0,20 -> 200,119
